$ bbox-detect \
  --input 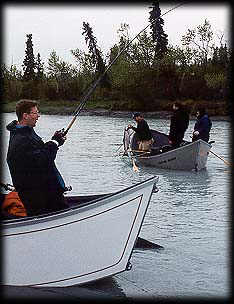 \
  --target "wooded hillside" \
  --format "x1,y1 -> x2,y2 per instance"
2,3 -> 231,116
